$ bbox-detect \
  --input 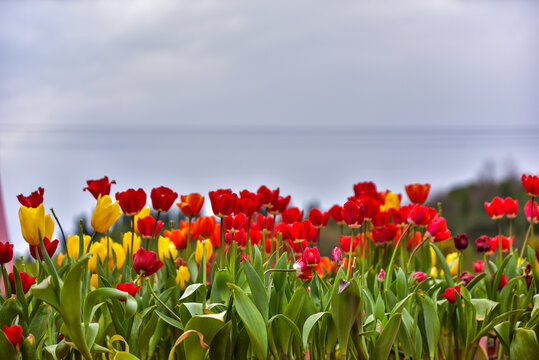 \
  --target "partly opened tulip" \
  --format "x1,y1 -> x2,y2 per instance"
116,282 -> 140,300
91,195 -> 122,234
151,186 -> 178,212
2,324 -> 23,350
133,248 -> 163,277
521,174 -> 539,196
9,271 -> 35,294
484,197 -> 505,220
442,286 -> 461,303
83,176 -> 116,200
177,193 -> 205,218
176,265 -> 190,290
195,240 -> 213,264
67,234 -> 92,259
137,216 -> 164,239
29,237 -> 58,260
116,188 -> 147,216
0,241 -> 14,264
17,187 -> 45,208
405,183 -> 431,204
19,204 -> 55,246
